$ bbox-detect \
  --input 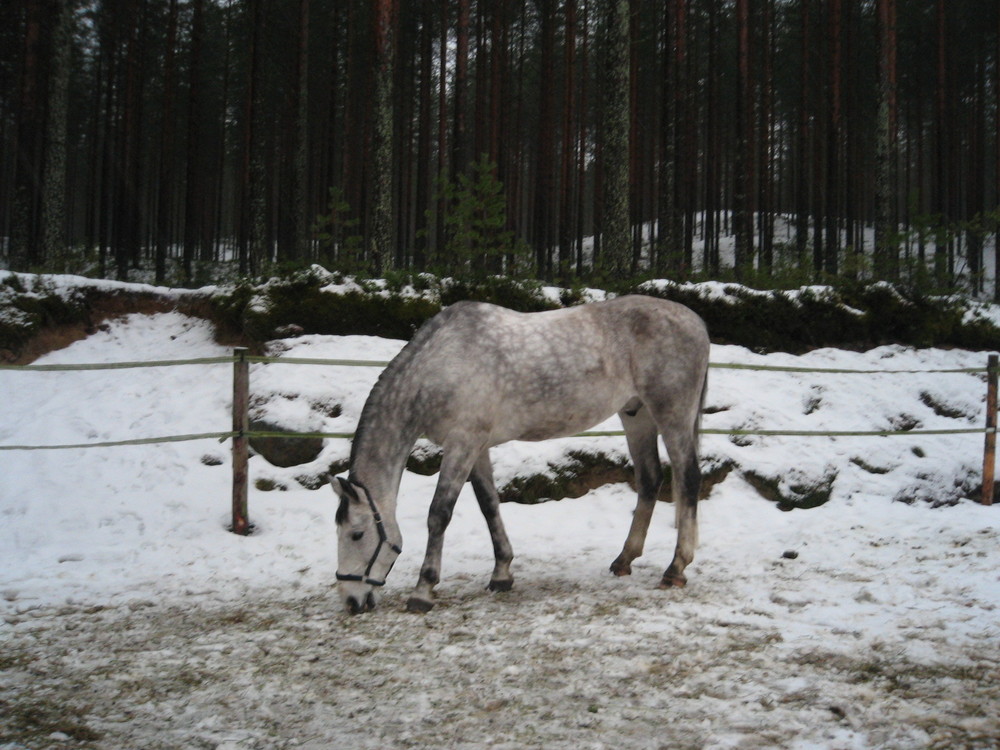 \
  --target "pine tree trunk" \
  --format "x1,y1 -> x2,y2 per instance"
487,3 -> 503,169
183,0 -> 205,281
874,0 -> 898,279
413,0 -> 433,271
116,0 -> 143,281
436,2 -> 448,262
243,0 -> 268,274
704,0 -> 721,274
795,0 -> 811,268
452,0 -> 470,180
824,0 -> 842,276
656,0 -> 676,274
41,0 -> 72,267
995,0 -> 1000,301
533,0 -> 556,277
369,0 -> 395,274
601,0 -> 631,277
473,5 -> 486,165
507,1 -> 528,273
155,0 -> 179,283
733,0 -> 754,279
293,0 -> 310,261
757,0 -> 775,274
934,0 -> 949,284
558,0 -> 577,278
10,0 -> 46,270
968,63 -> 985,294
97,39 -> 116,278
322,0 -> 343,263
627,0 -> 640,270
576,0 -> 590,274
678,0 -> 694,272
